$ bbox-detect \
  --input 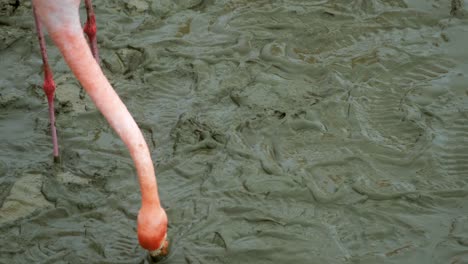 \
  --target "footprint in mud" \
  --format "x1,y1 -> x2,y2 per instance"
0,173 -> 52,225
260,42 -> 316,74
102,47 -> 145,76
429,215 -> 468,263
410,69 -> 468,184
300,155 -> 374,204
351,51 -> 456,158
432,113 -> 468,183
169,112 -> 226,156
